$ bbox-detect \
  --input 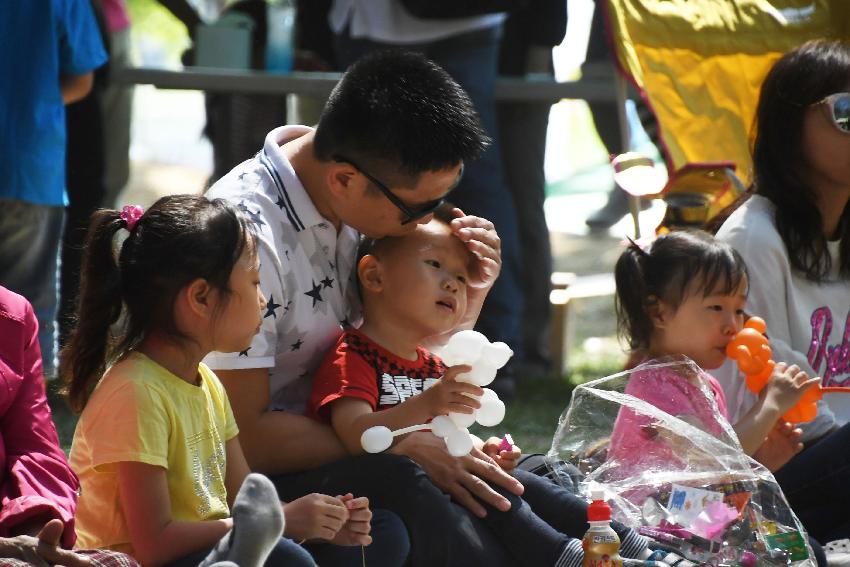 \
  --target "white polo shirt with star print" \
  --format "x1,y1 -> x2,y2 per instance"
204,126 -> 362,414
